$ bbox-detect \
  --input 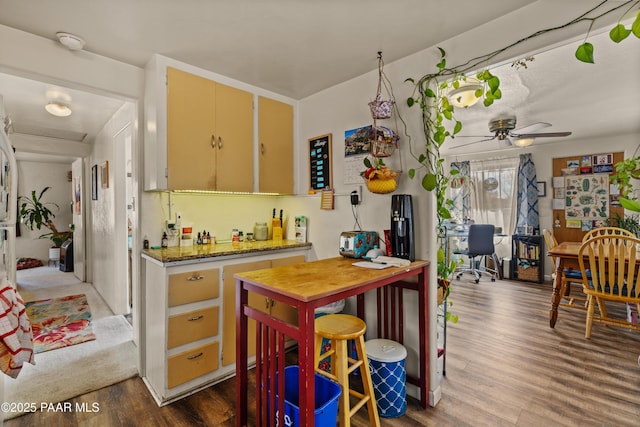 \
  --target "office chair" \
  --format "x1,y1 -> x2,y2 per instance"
454,224 -> 497,283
